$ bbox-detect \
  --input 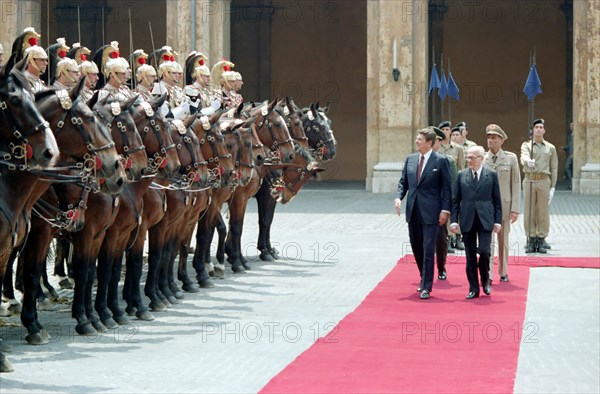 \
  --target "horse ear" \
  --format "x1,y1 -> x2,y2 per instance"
14,55 -> 28,72
69,77 -> 86,101
268,98 -> 277,111
183,113 -> 195,128
315,101 -> 320,110
122,94 -> 139,110
310,102 -> 317,116
1,54 -> 16,79
150,93 -> 168,110
209,108 -> 224,124
236,101 -> 244,117
88,90 -> 101,109
243,116 -> 256,129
